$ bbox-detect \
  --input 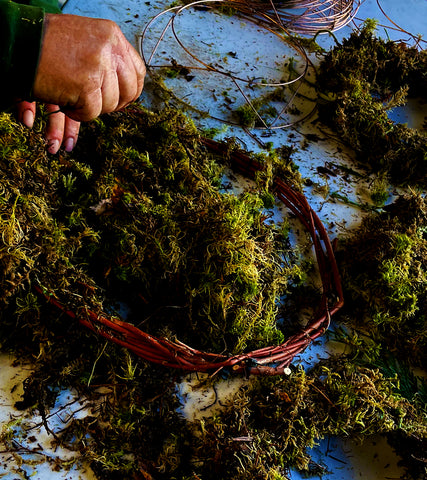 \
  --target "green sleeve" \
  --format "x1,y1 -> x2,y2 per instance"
0,0 -> 61,109
25,0 -> 61,12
